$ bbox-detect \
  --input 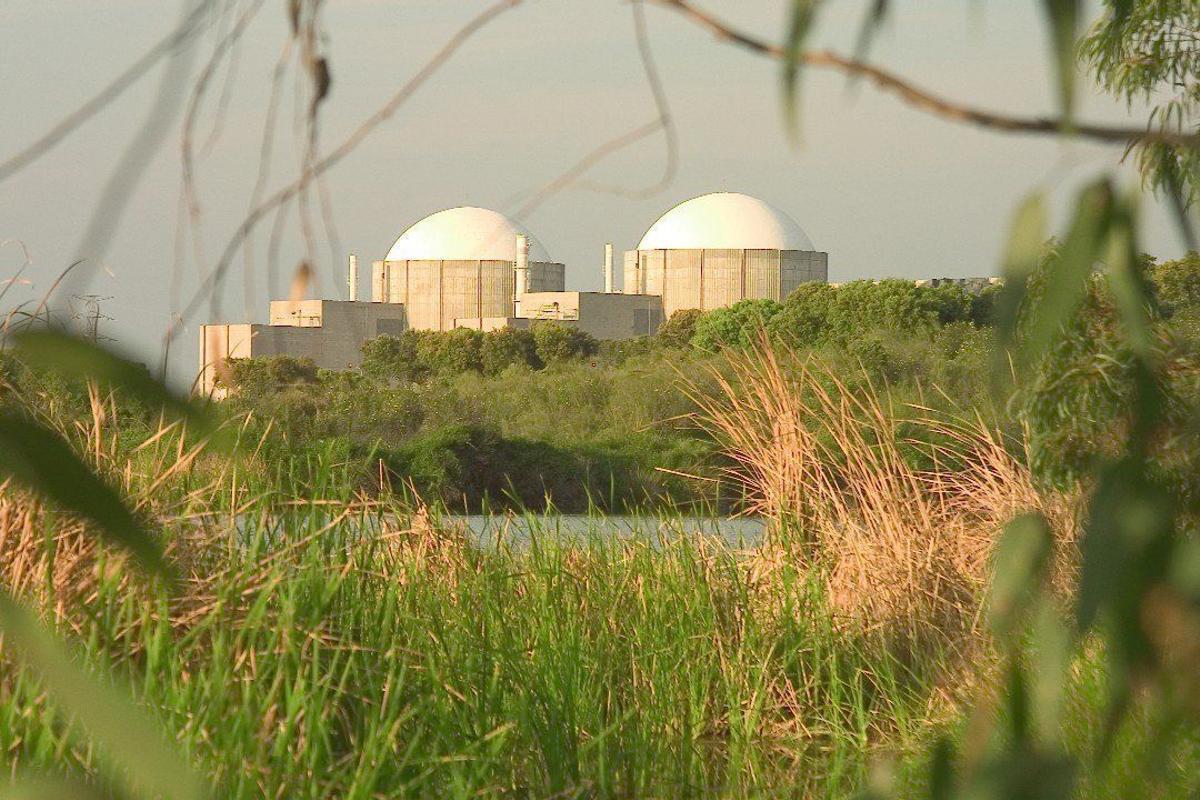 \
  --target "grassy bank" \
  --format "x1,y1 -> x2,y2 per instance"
2,339 -> 1197,798
0,499 -> 936,797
